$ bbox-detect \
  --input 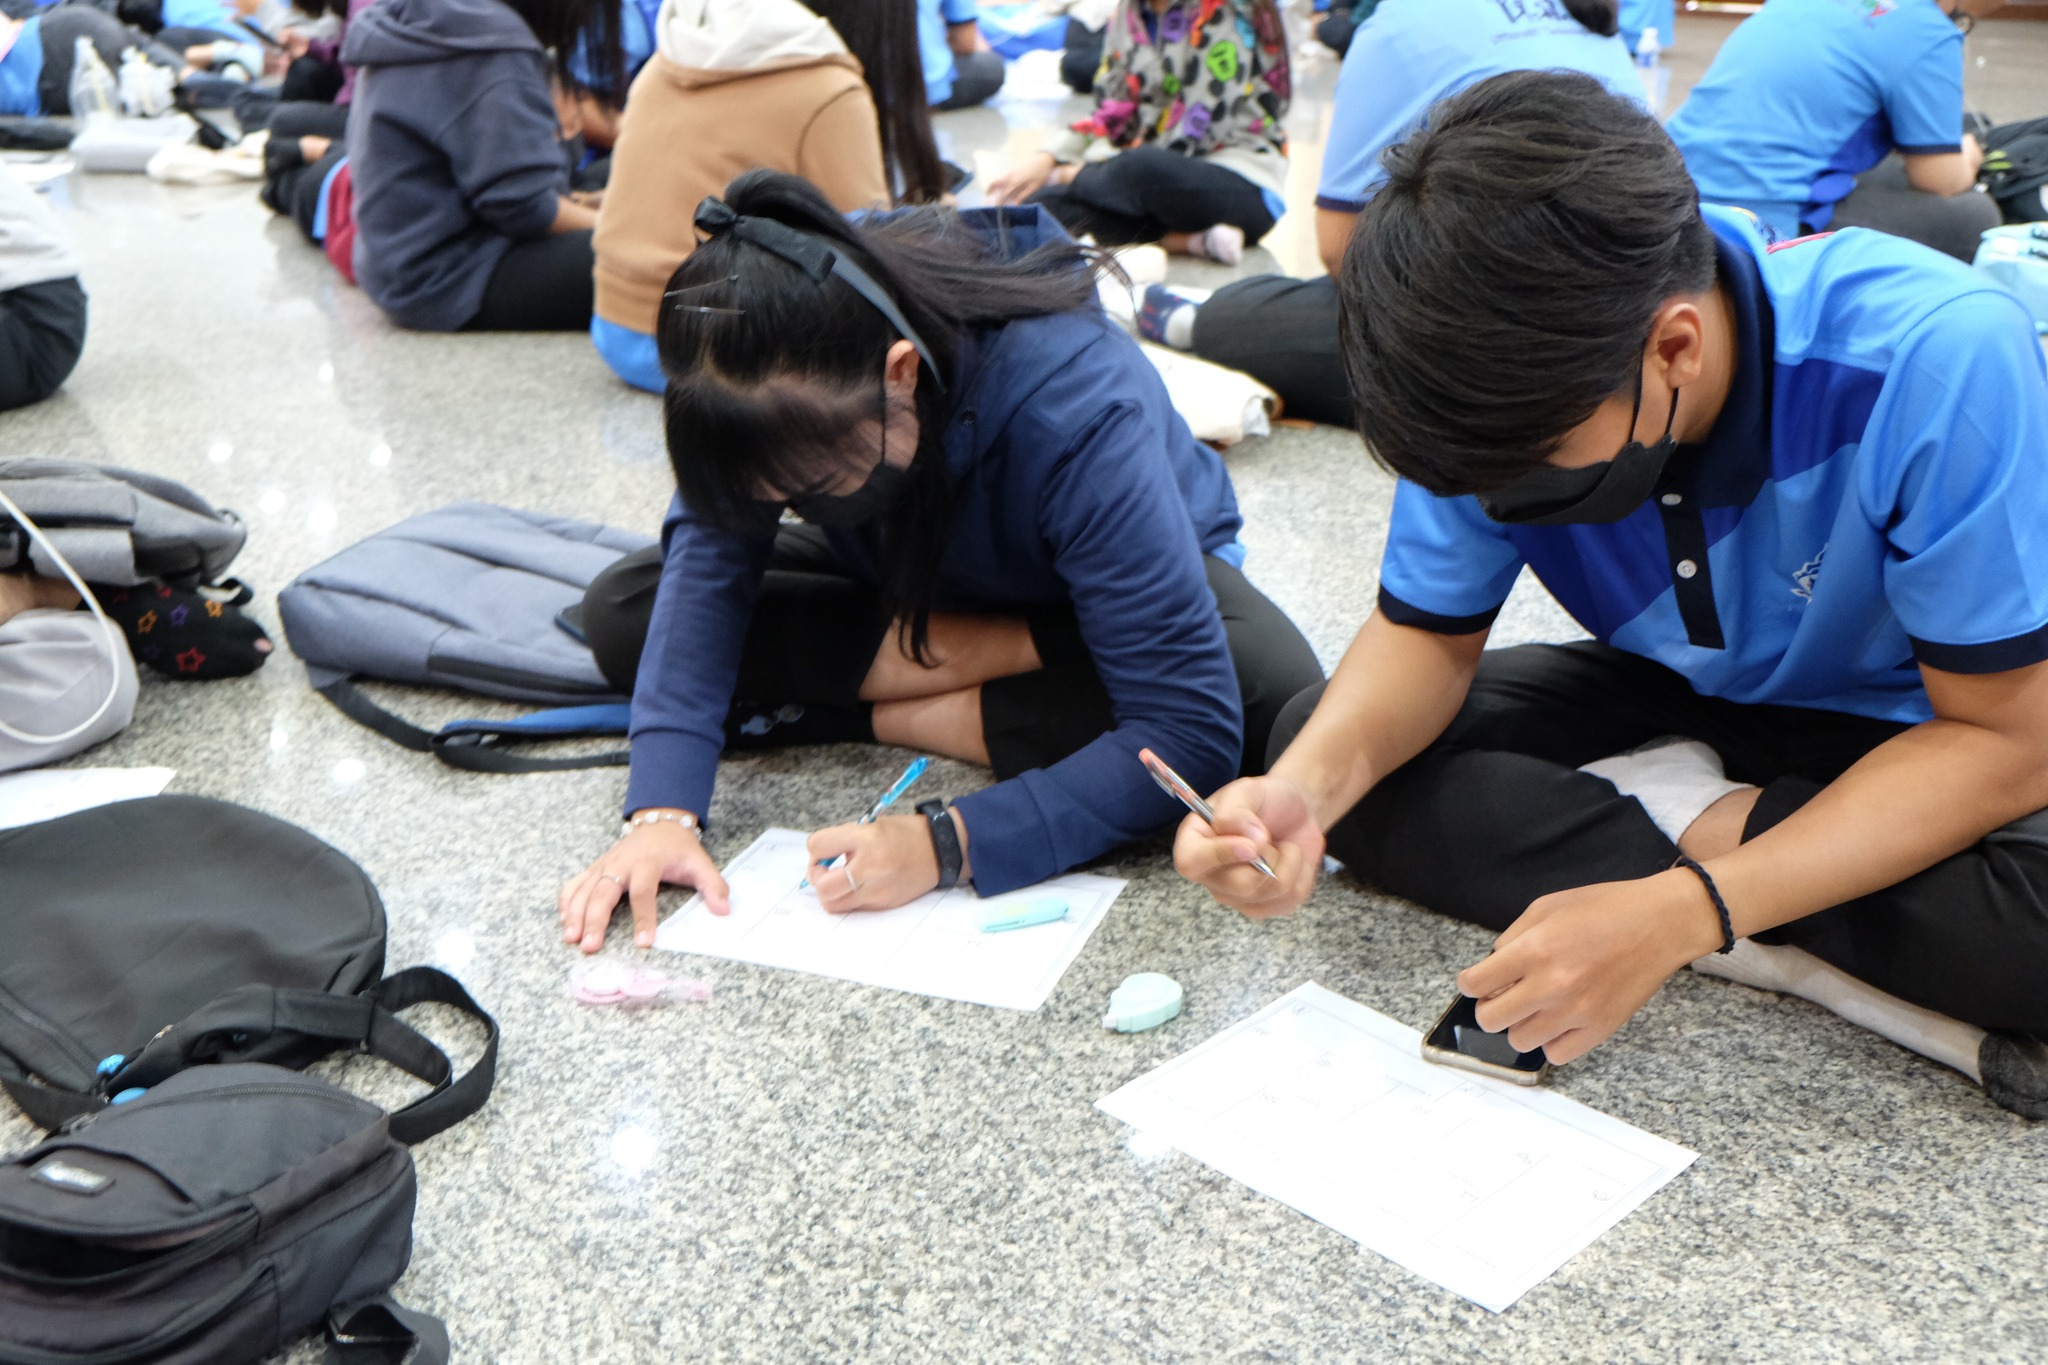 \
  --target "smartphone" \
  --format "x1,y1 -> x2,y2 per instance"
1420,993 -> 1552,1086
